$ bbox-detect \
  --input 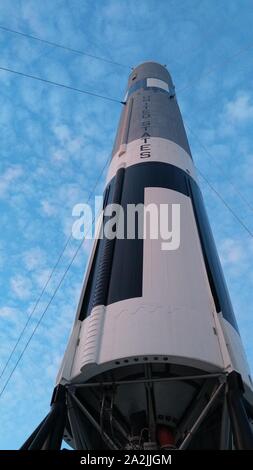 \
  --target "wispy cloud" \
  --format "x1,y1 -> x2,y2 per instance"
10,275 -> 33,301
220,238 -> 245,265
0,306 -> 17,318
0,166 -> 23,198
224,92 -> 253,123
